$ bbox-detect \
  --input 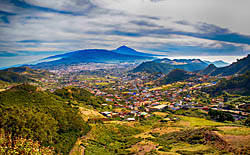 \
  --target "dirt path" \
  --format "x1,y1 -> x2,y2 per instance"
69,145 -> 84,155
